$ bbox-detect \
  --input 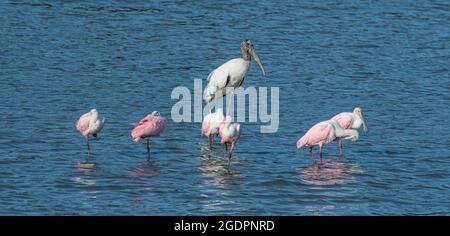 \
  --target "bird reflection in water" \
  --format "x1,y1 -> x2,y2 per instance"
197,142 -> 242,213
198,142 -> 241,186
74,162 -> 97,185
73,176 -> 97,185
76,162 -> 96,169
305,205 -> 337,216
126,161 -> 160,178
298,157 -> 362,186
